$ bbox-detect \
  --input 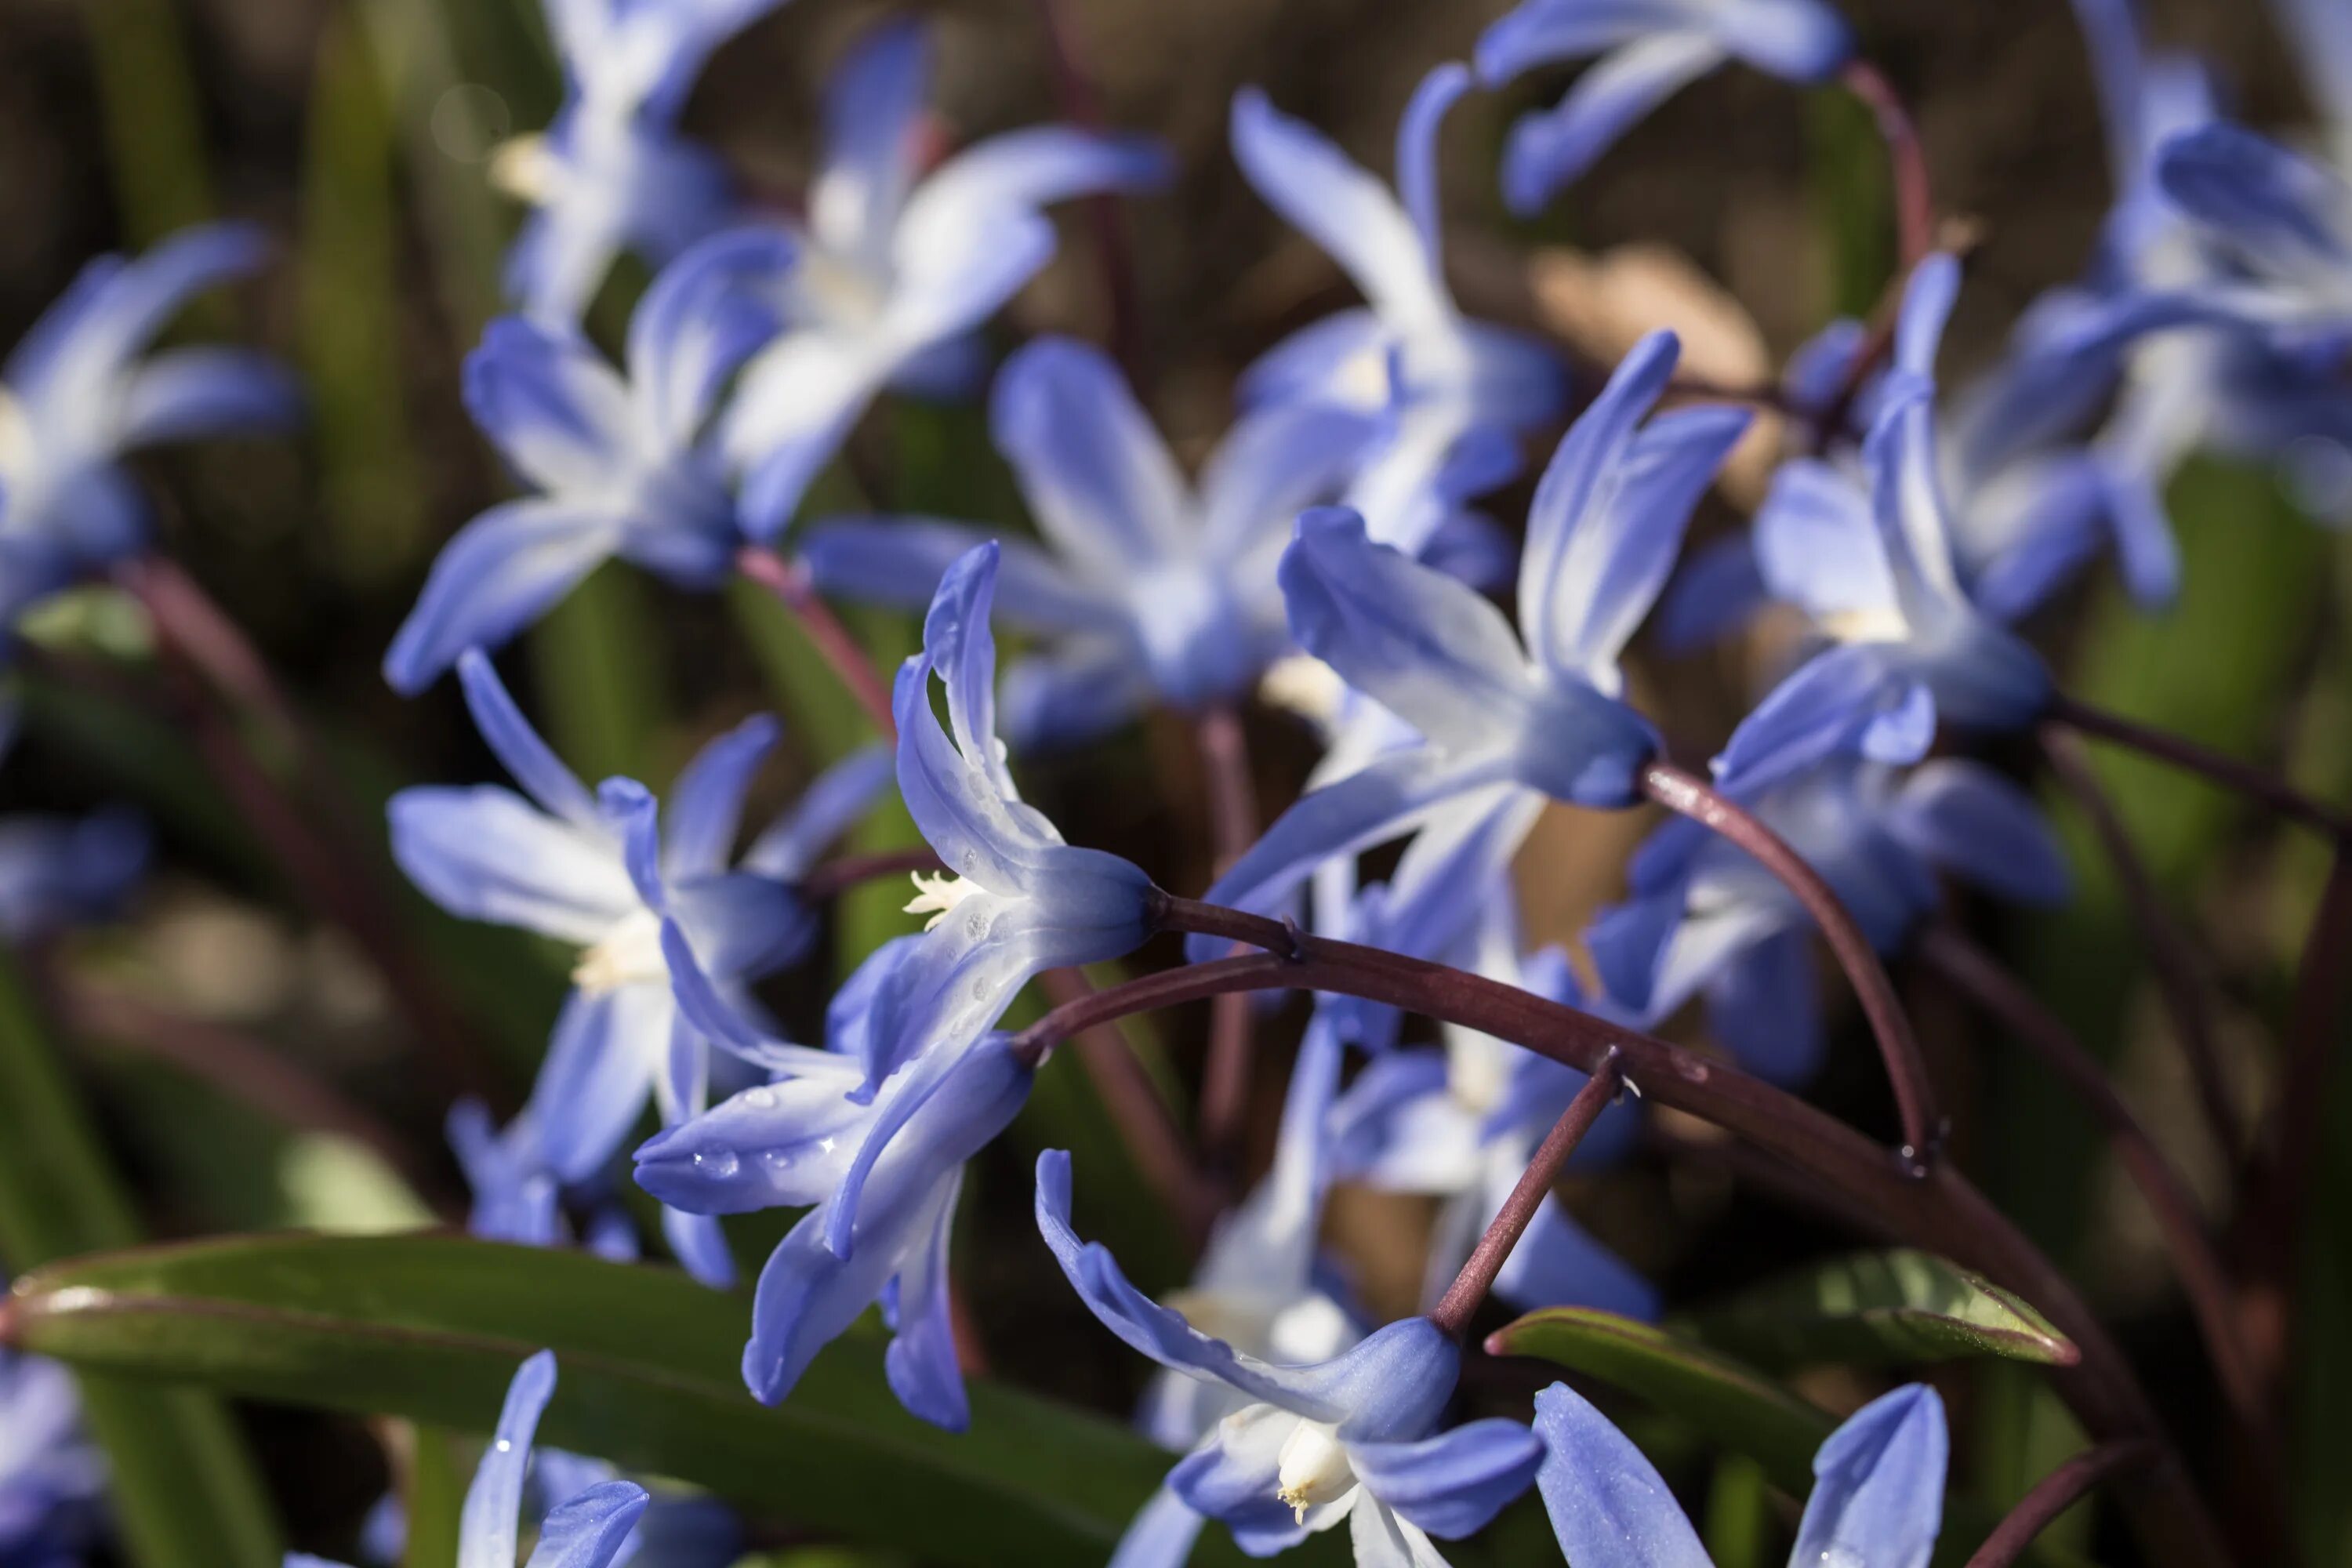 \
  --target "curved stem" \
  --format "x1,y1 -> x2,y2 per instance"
1064,895 -> 2229,1568
1964,1442 -> 2154,1568
795,847 -> 943,903
1640,760 -> 1943,1166
1194,706 -> 1259,1182
1839,59 -> 1936,271
2045,691 -> 2349,838
1915,926 -> 2265,1438
2038,724 -> 2241,1165
735,546 -> 899,741
1429,1050 -> 1622,1339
